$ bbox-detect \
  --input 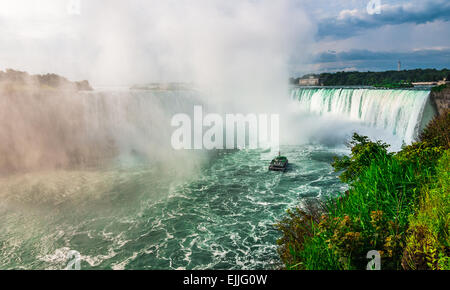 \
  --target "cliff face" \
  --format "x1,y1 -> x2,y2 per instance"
430,86 -> 450,116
